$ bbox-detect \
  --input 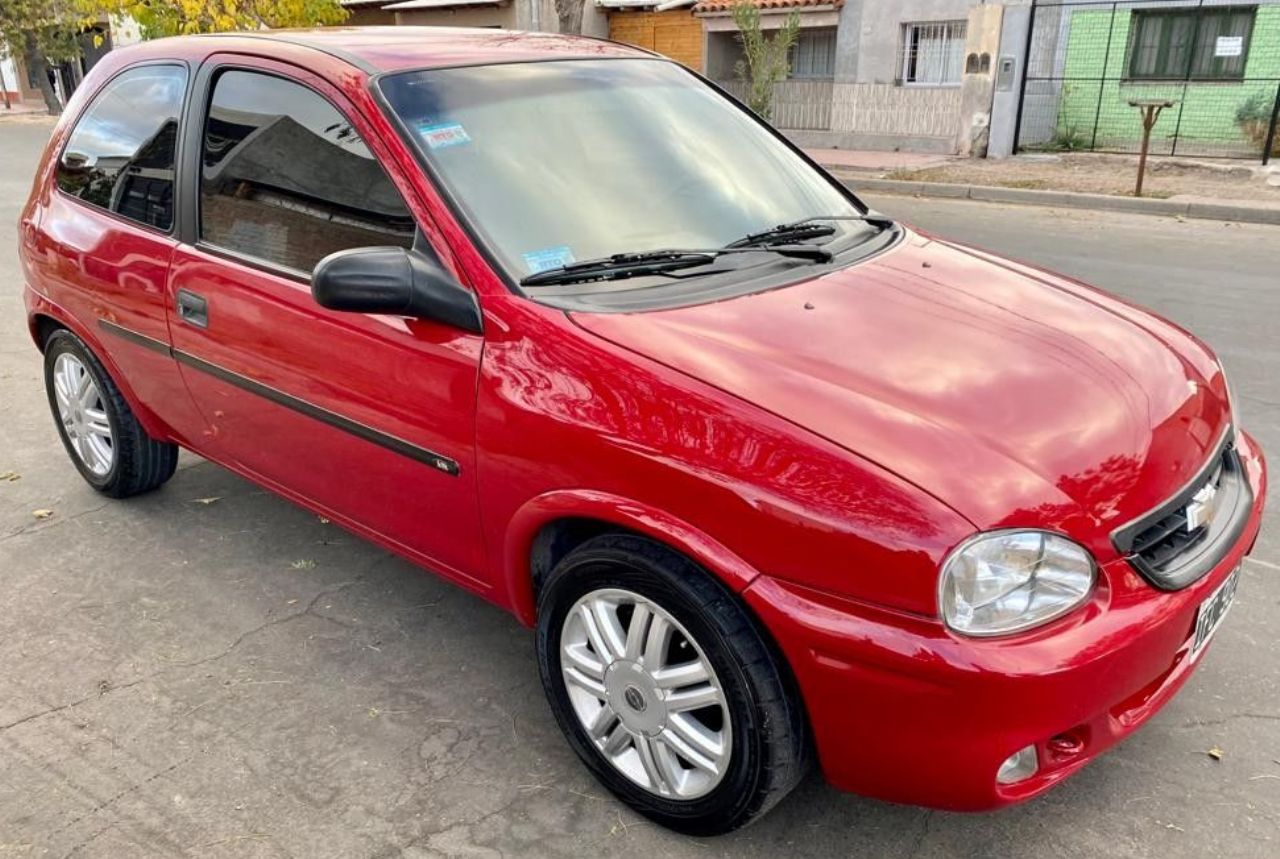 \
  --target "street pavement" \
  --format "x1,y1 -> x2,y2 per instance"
1,117 -> 1277,858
